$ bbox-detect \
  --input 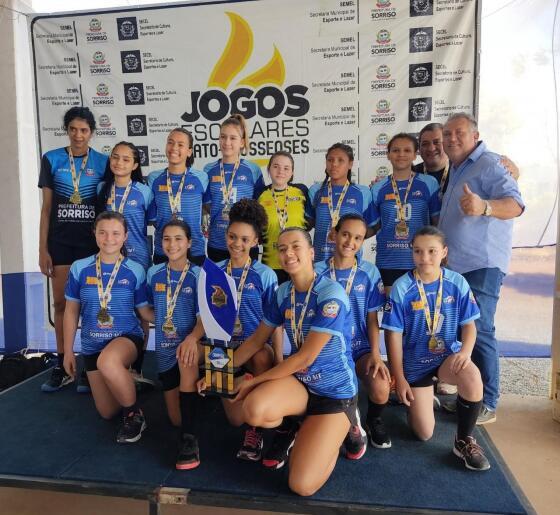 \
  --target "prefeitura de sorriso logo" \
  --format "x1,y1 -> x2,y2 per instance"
180,12 -> 310,162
